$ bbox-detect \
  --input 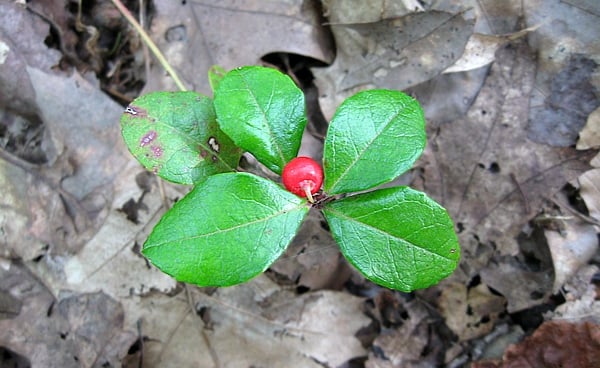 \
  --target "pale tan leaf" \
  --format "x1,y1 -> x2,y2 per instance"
578,168 -> 600,230
545,220 -> 598,292
576,107 -> 600,150
443,26 -> 539,74
439,282 -> 506,341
